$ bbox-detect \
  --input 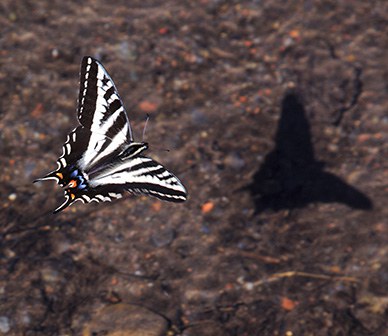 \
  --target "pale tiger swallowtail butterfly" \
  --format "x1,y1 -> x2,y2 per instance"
34,56 -> 187,213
